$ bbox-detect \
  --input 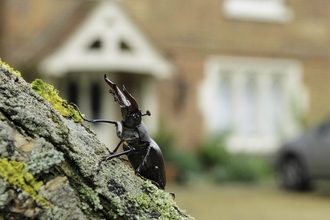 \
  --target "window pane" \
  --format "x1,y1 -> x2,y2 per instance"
269,74 -> 283,133
90,82 -> 102,119
242,75 -> 258,134
217,74 -> 232,131
67,81 -> 79,105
